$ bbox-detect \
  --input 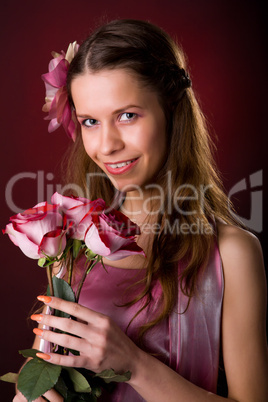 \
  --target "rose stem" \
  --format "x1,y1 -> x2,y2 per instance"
46,264 -> 55,350
75,260 -> 94,303
46,265 -> 54,297
68,253 -> 74,286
